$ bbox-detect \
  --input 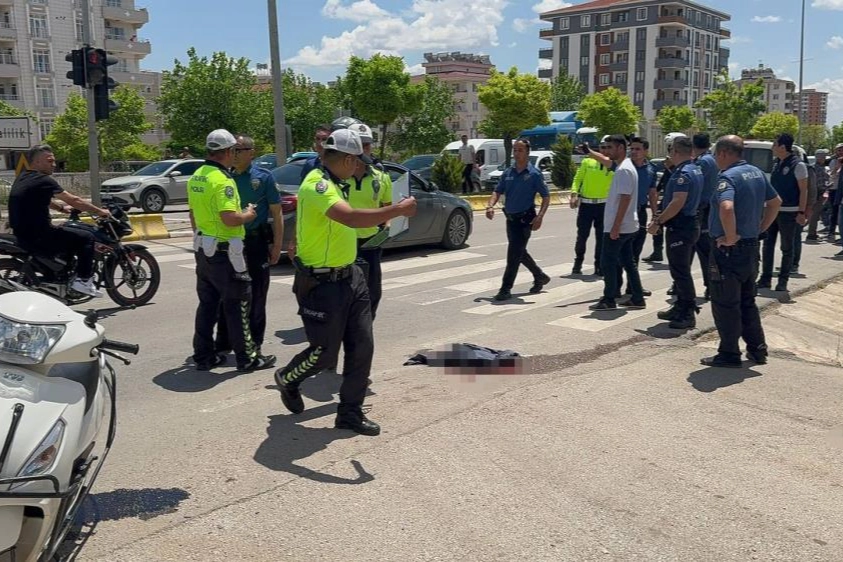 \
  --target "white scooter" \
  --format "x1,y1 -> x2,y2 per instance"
0,291 -> 138,561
